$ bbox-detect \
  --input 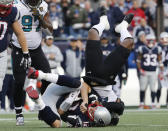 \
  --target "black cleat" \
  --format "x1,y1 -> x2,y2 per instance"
123,13 -> 134,24
99,6 -> 107,16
